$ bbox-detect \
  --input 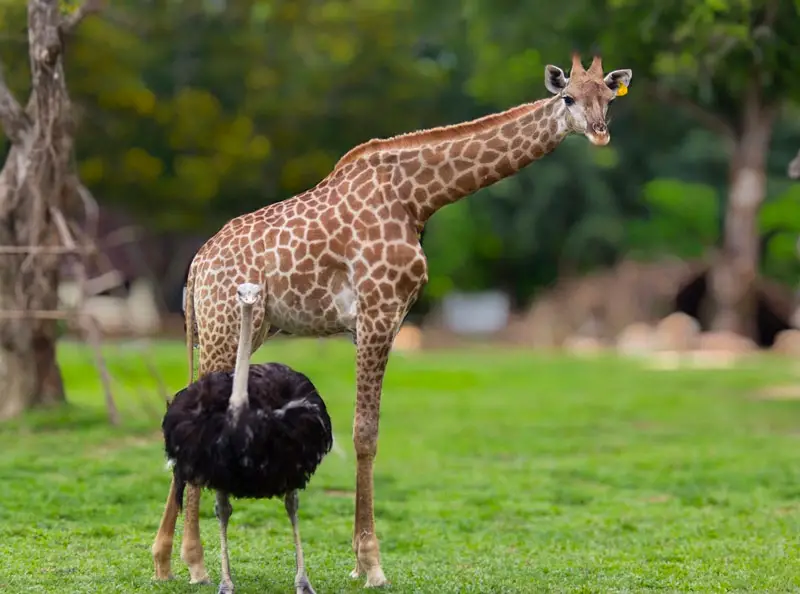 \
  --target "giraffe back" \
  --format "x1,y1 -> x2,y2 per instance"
187,166 -> 427,373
